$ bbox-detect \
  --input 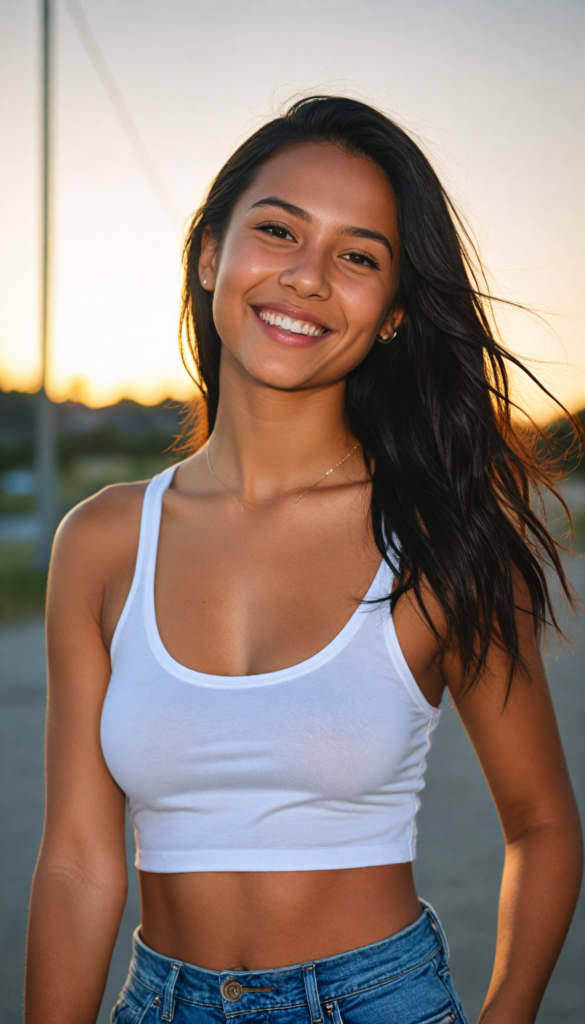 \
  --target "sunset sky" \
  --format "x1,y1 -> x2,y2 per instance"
0,0 -> 583,417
